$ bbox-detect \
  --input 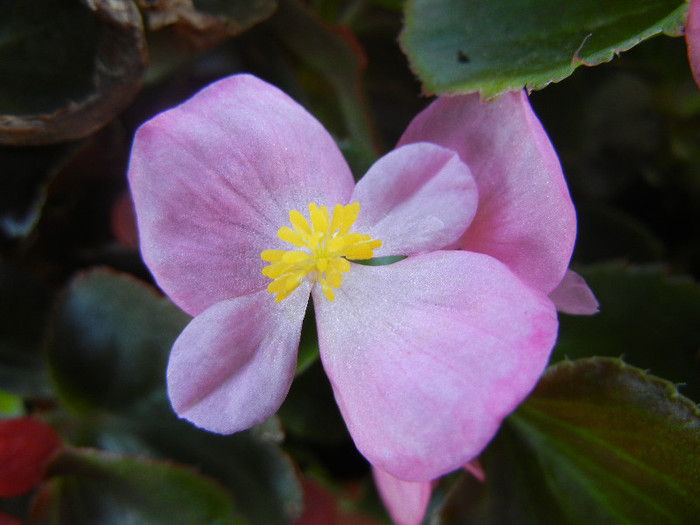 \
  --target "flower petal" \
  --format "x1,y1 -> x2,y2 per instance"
548,269 -> 599,315
314,251 -> 558,481
351,143 -> 478,255
129,74 -> 354,315
398,92 -> 576,294
372,467 -> 431,525
688,0 -> 700,87
167,284 -> 310,434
